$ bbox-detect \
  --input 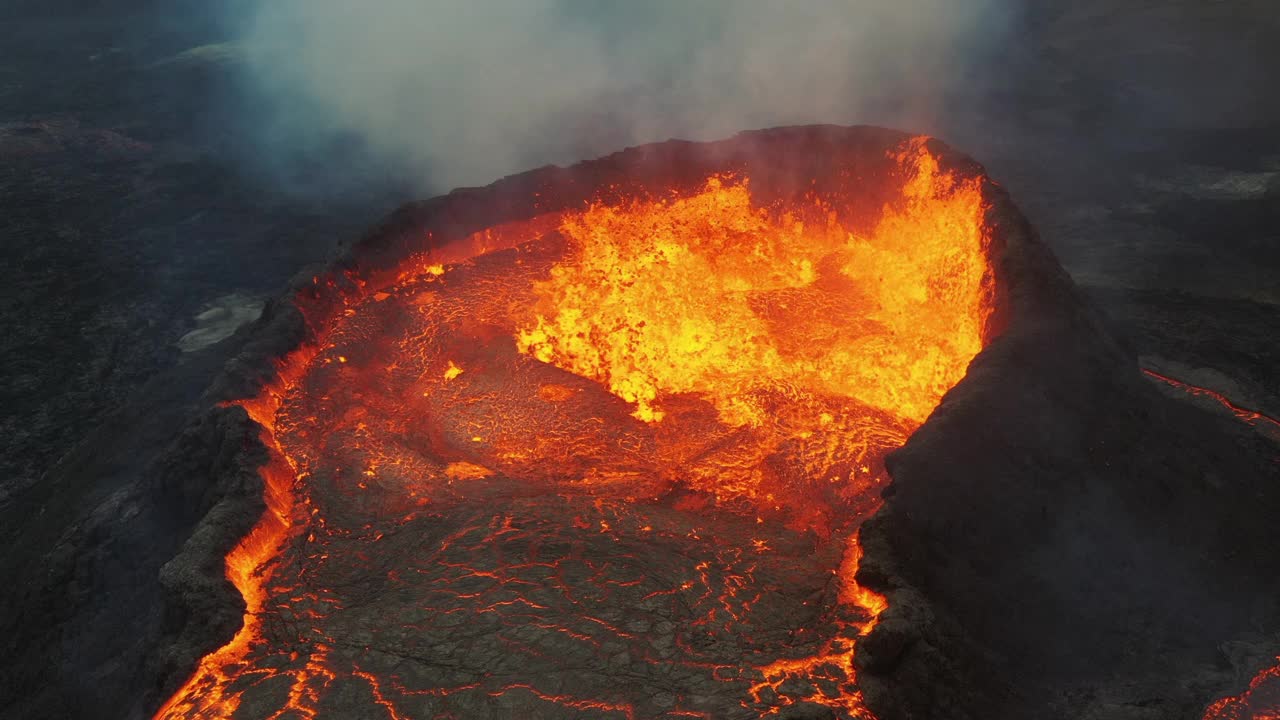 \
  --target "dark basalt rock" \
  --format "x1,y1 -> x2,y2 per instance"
4,125 -> 1277,720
